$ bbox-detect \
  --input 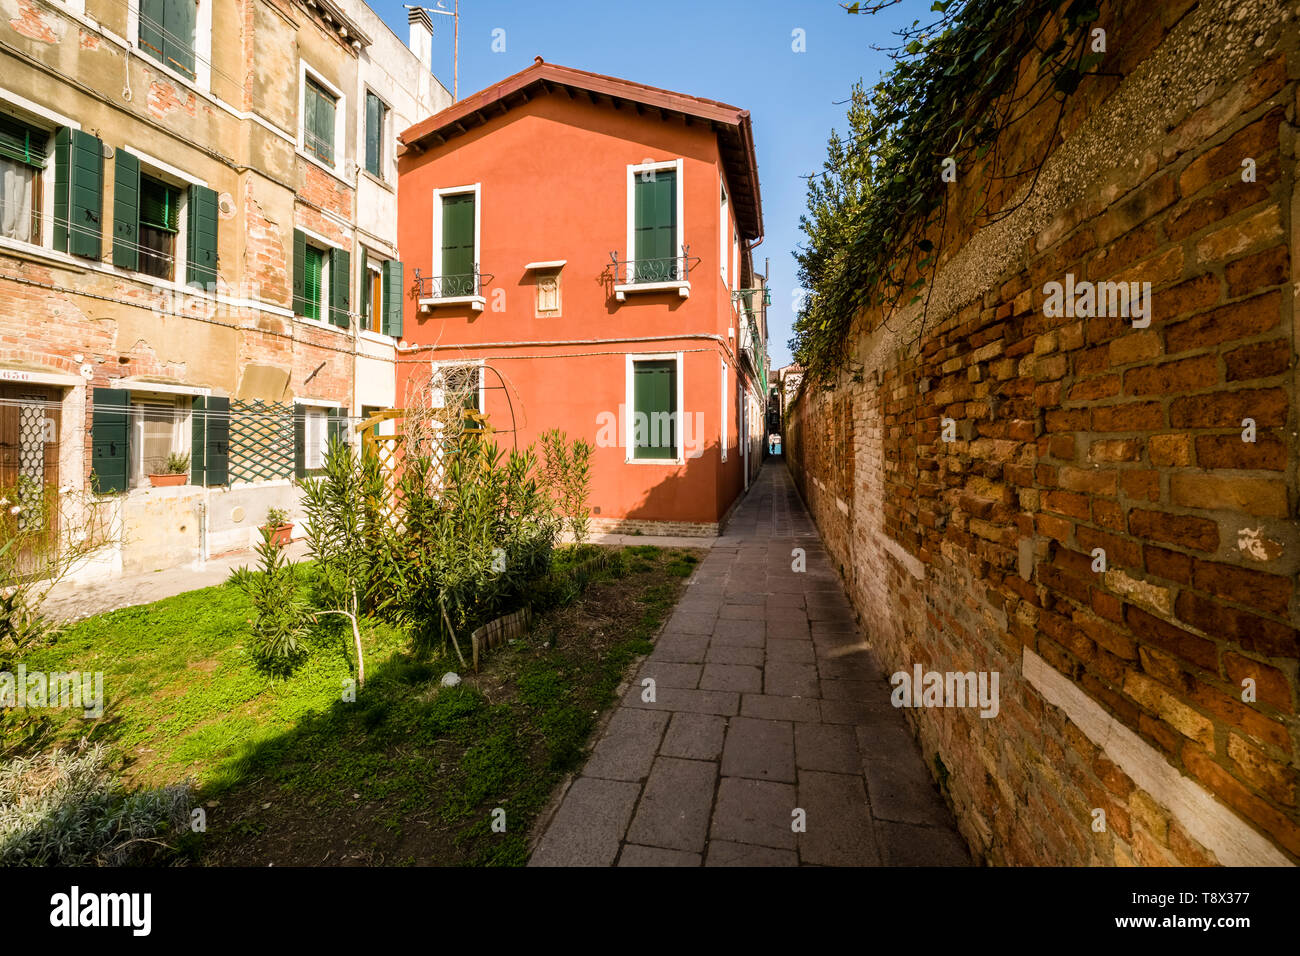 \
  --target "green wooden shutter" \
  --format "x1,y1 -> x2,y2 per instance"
139,0 -> 166,65
55,128 -> 102,258
294,409 -> 306,478
304,247 -> 323,321
205,395 -> 229,485
0,113 -> 47,166
365,92 -> 383,178
91,388 -> 130,493
633,360 -> 677,460
382,259 -> 403,338
327,408 -> 345,449
190,396 -> 206,484
161,0 -> 197,78
112,150 -> 139,271
306,80 -> 335,166
634,169 -> 676,280
329,248 -> 350,328
359,248 -> 368,326
53,128 -> 69,252
292,228 -> 306,315
440,194 -> 475,284
186,184 -> 218,289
